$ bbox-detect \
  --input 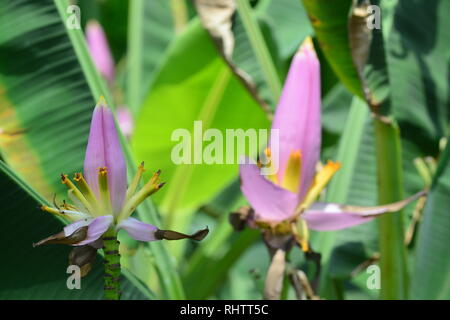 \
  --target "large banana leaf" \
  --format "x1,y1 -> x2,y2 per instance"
301,0 -> 364,97
380,0 -> 449,230
258,0 -> 313,60
126,0 -> 175,113
0,162 -> 152,299
383,0 -> 450,155
410,140 -> 450,299
132,20 -> 269,232
321,84 -> 352,160
0,0 -> 100,199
